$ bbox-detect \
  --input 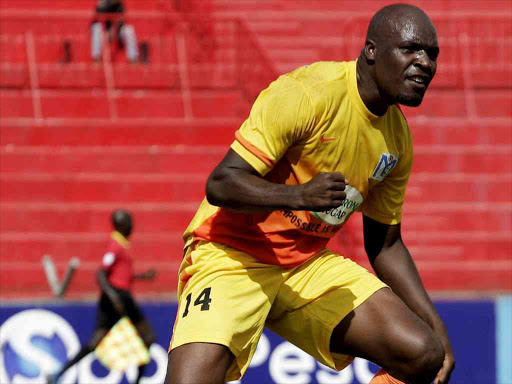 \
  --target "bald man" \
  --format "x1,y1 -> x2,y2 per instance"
48,210 -> 156,384
166,4 -> 455,384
